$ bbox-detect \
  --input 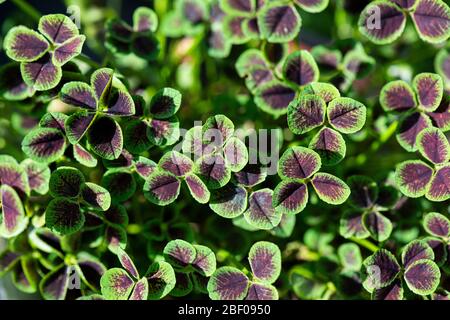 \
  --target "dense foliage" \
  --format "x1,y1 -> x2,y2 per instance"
0,0 -> 449,300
